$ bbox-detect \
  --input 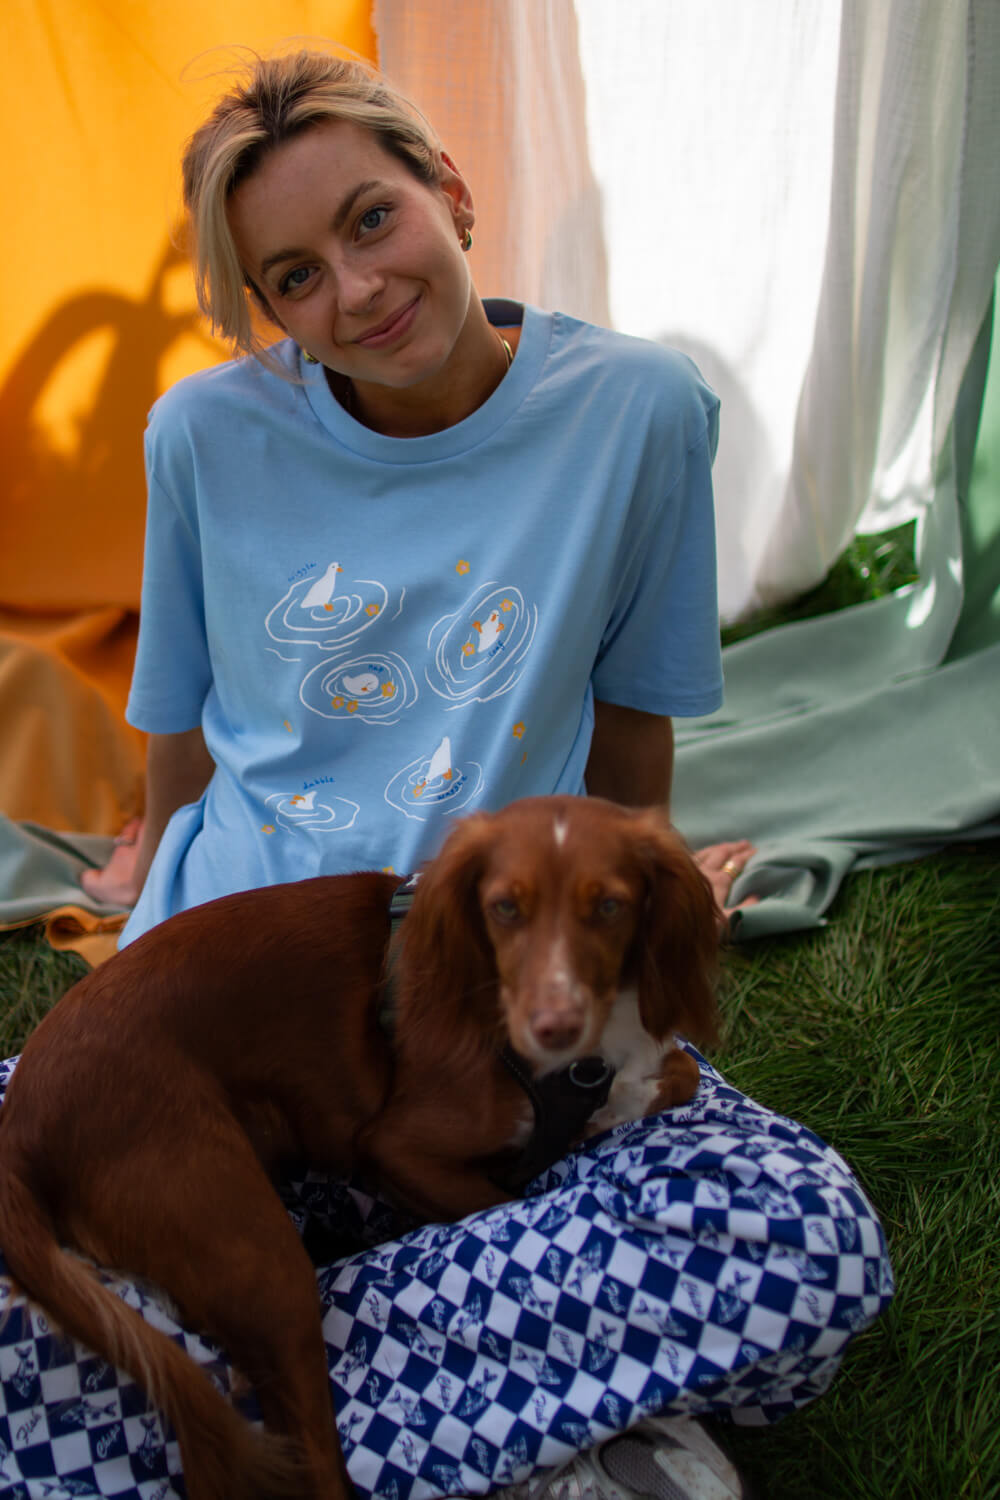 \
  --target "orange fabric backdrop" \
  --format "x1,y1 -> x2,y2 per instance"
0,2 -> 376,836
